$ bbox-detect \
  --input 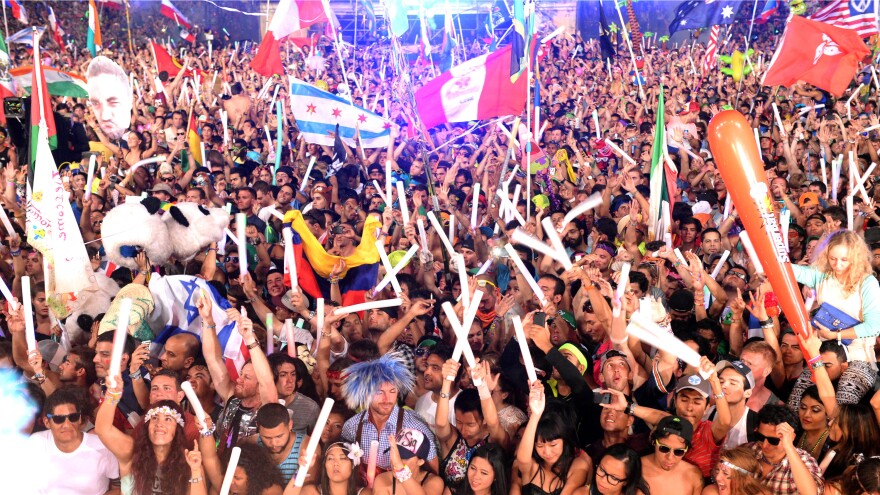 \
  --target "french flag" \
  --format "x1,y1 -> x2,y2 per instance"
160,0 -> 192,30
5,0 -> 27,24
